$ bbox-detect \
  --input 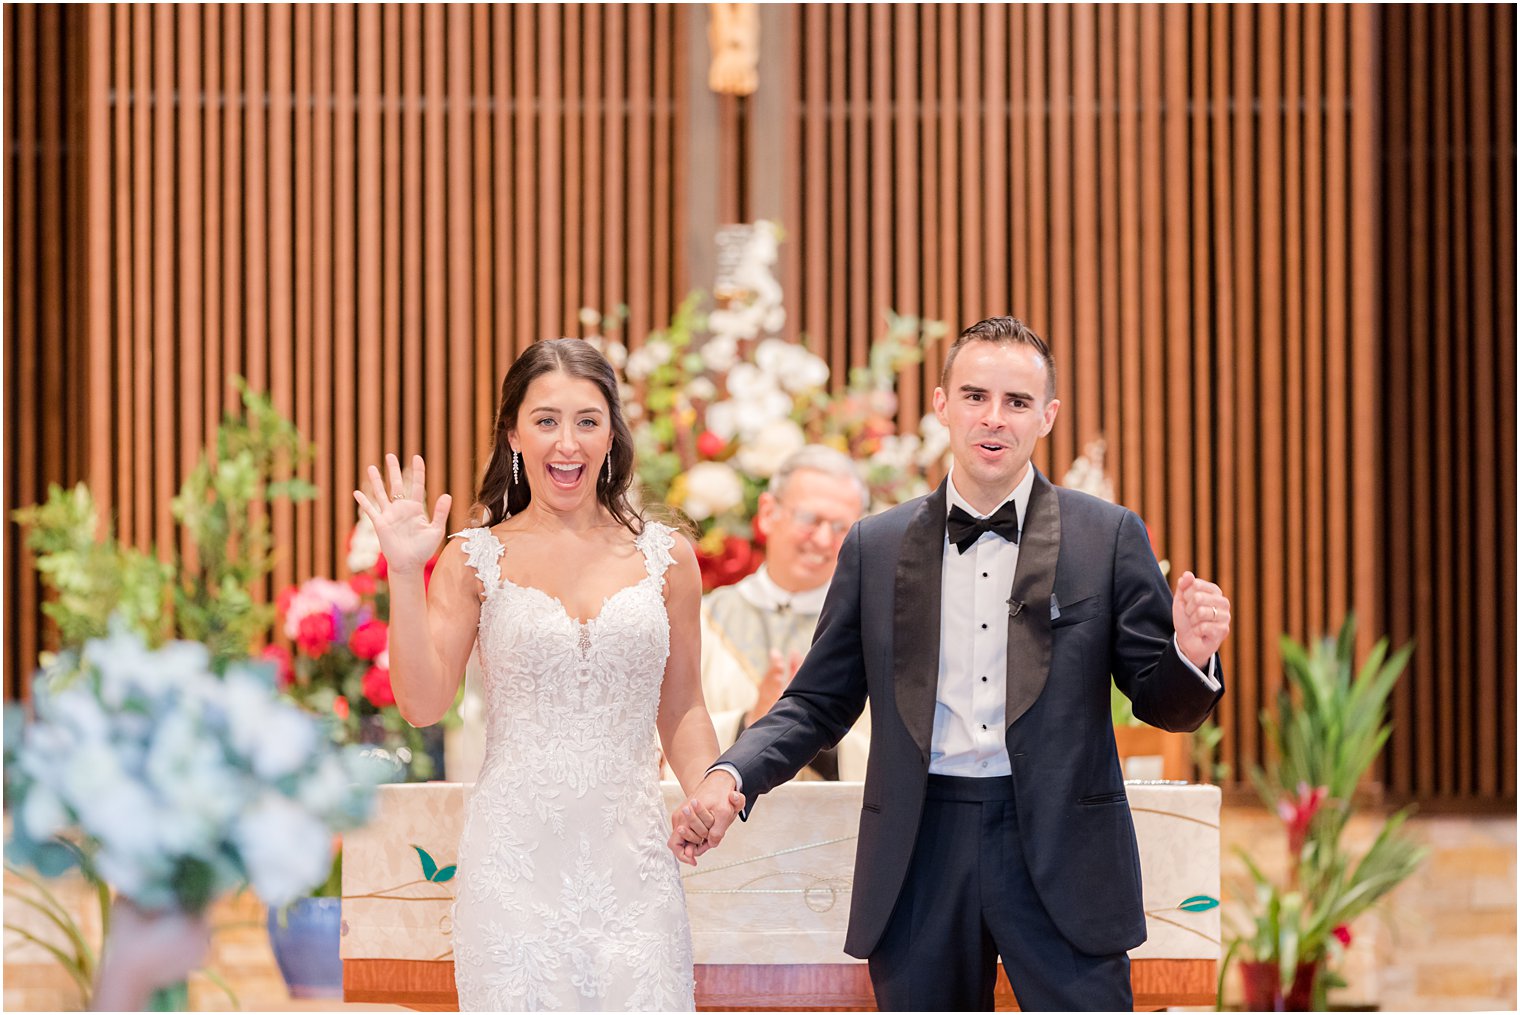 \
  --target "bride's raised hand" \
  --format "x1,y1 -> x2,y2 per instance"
353,453 -> 454,577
